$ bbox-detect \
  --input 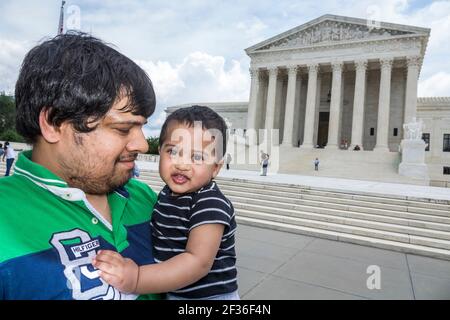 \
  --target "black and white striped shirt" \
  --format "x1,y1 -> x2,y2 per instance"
150,180 -> 238,299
